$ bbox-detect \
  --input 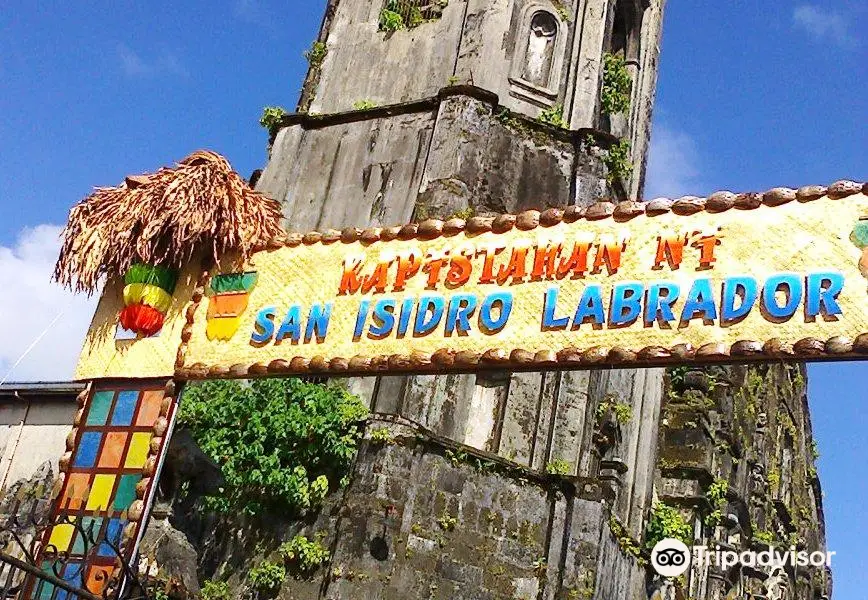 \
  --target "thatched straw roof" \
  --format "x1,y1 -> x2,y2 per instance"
54,150 -> 285,294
